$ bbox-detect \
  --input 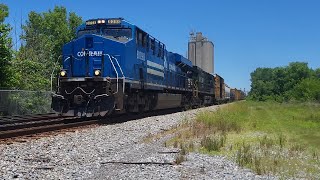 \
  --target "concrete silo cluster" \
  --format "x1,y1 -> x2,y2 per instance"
188,32 -> 214,74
